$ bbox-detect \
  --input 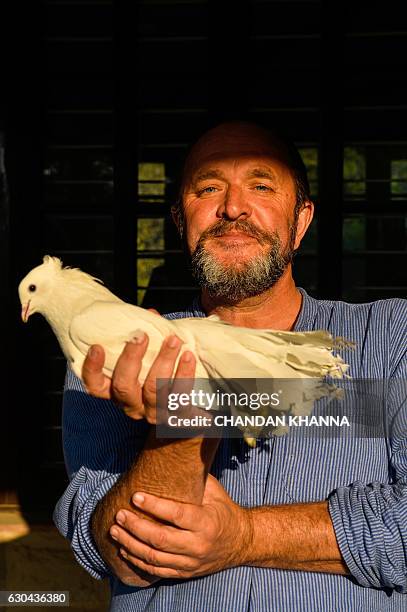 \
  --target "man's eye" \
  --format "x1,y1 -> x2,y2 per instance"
198,186 -> 217,195
255,184 -> 271,191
